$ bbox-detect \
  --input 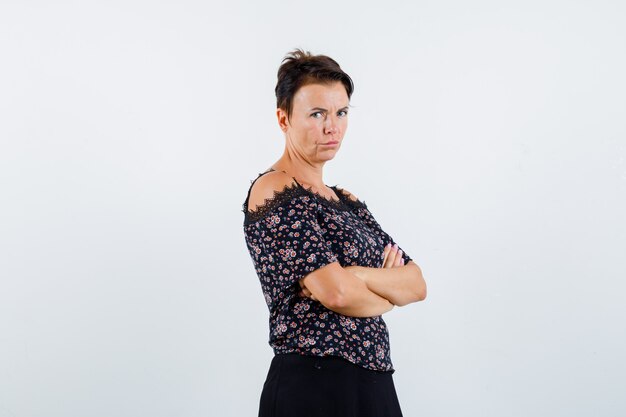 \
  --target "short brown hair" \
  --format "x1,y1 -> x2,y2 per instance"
275,48 -> 354,121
